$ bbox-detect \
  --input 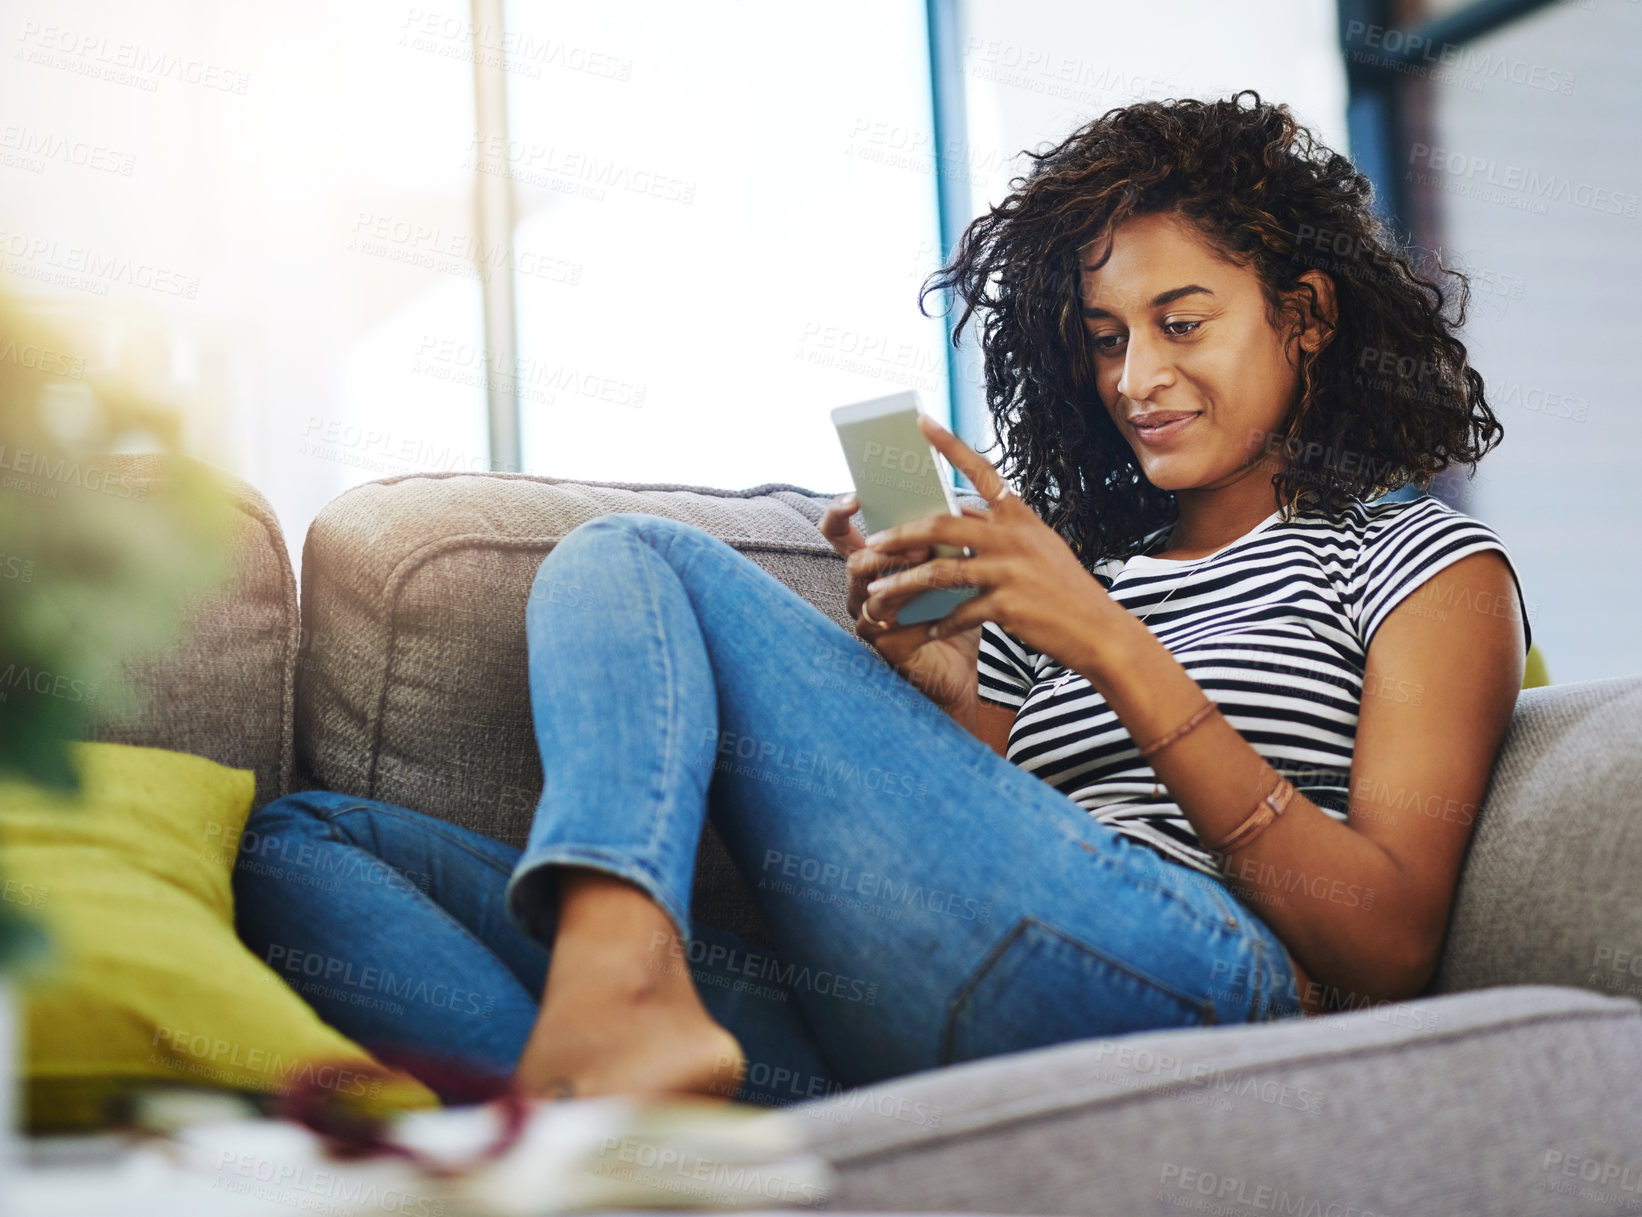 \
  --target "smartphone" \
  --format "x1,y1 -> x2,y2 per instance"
830,390 -> 980,626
